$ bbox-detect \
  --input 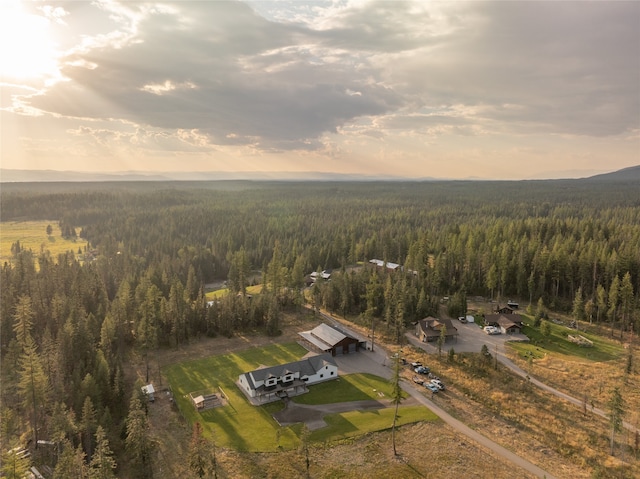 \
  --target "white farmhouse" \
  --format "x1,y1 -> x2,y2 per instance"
238,354 -> 338,405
